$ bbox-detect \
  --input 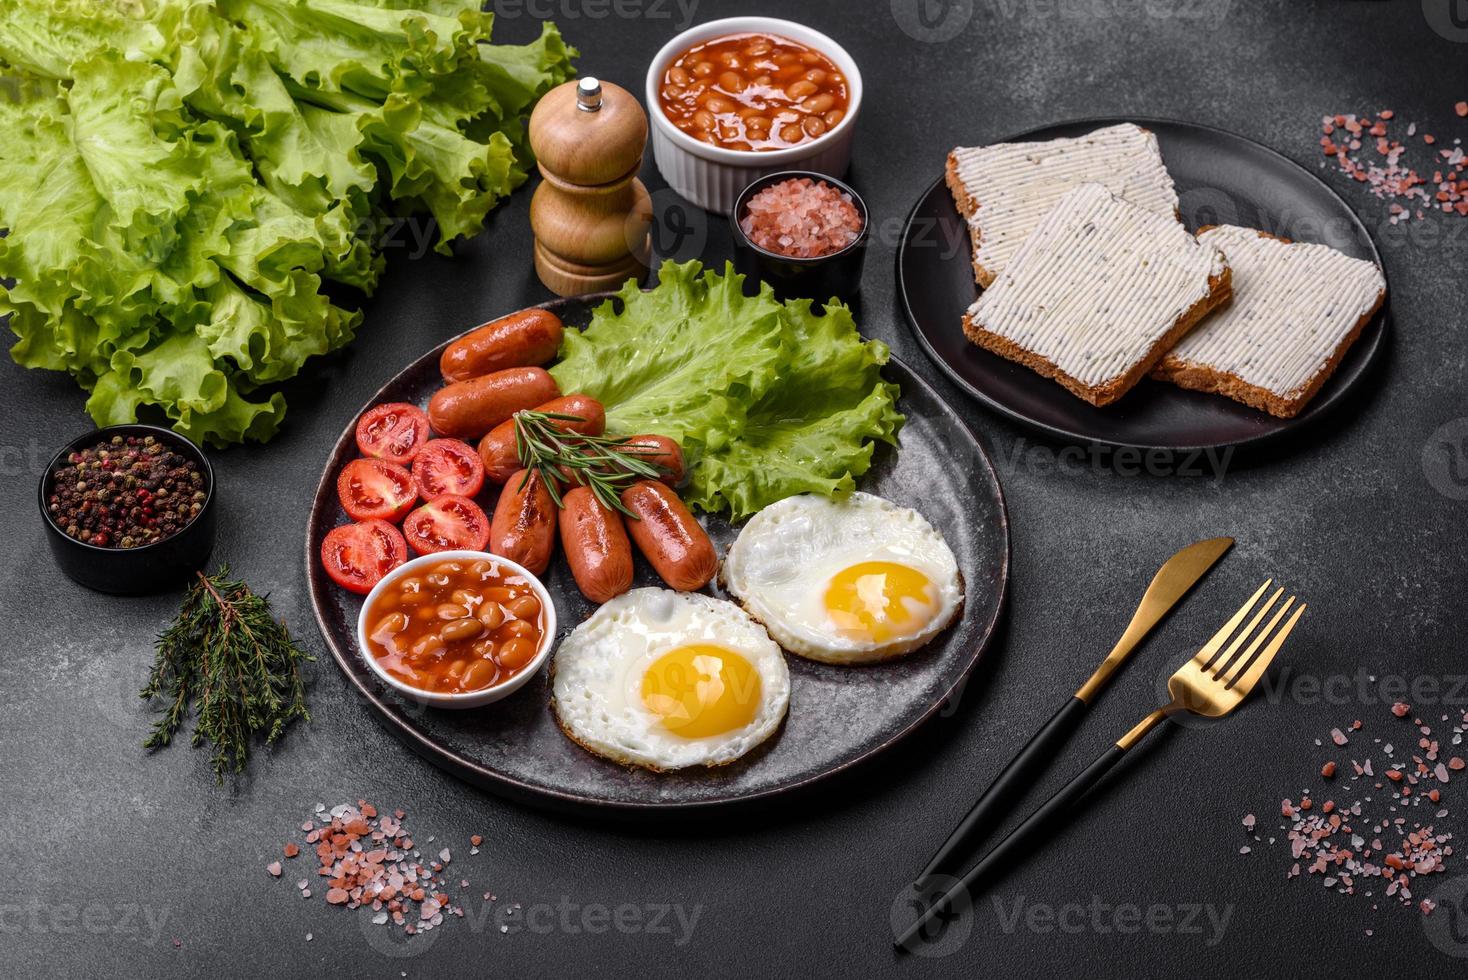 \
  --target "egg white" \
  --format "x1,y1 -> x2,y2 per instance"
550,588 -> 790,771
720,492 -> 965,664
